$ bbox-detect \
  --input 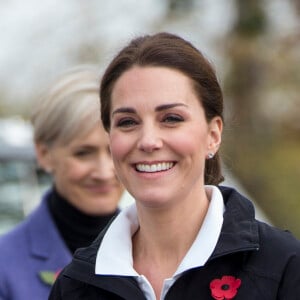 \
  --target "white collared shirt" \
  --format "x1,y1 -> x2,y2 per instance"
95,185 -> 224,300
